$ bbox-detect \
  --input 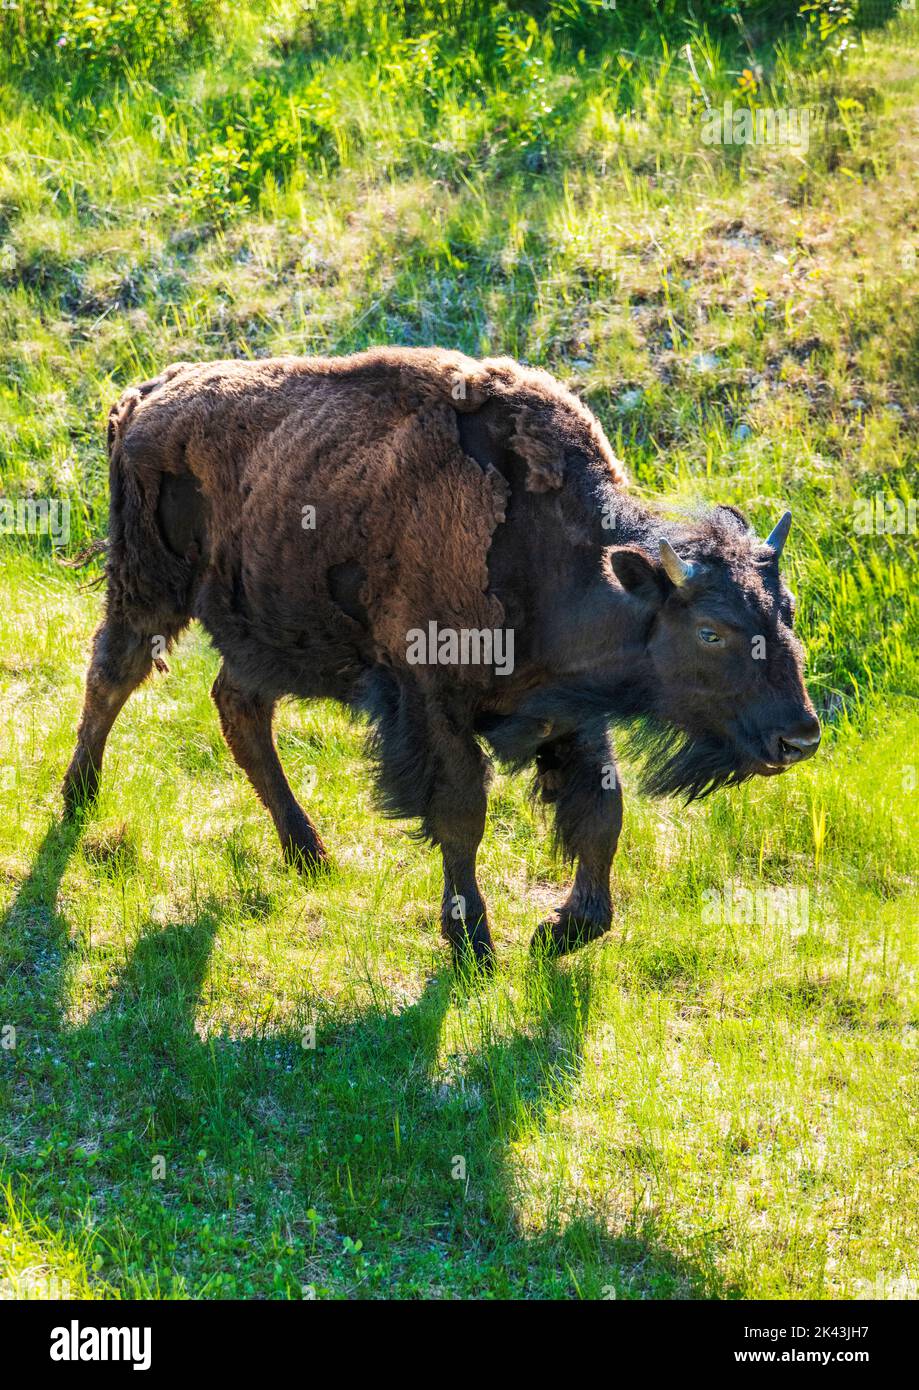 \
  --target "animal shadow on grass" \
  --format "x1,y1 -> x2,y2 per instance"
0,820 -> 715,1299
